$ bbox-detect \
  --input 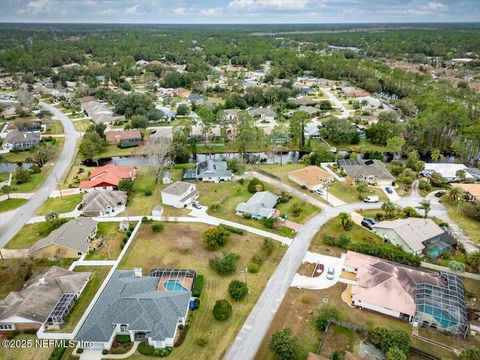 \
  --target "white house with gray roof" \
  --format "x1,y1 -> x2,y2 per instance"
338,159 -> 395,186
80,190 -> 127,217
76,270 -> 191,351
235,191 -> 279,220
161,181 -> 198,208
196,160 -> 232,183
2,130 -> 41,151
